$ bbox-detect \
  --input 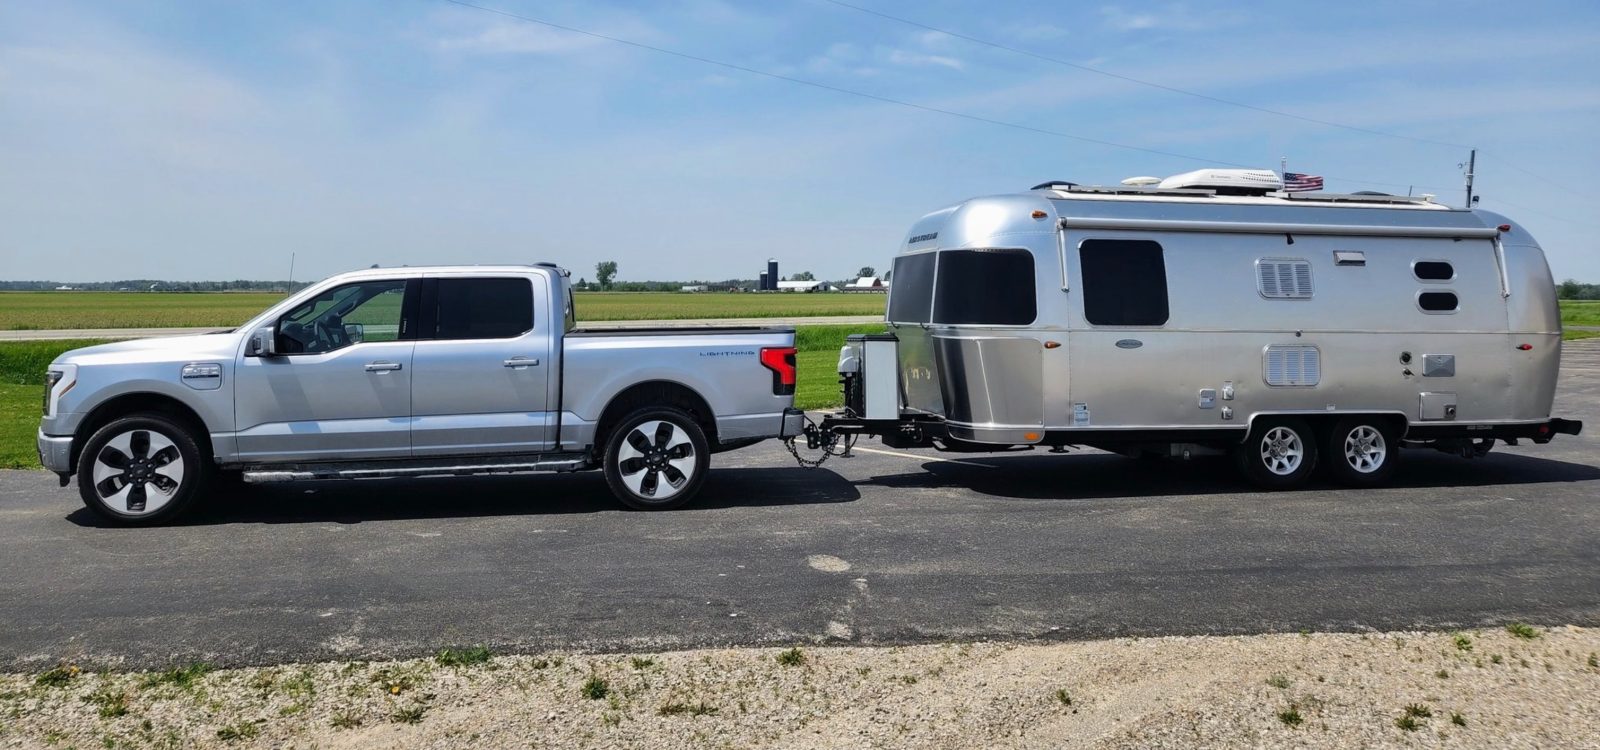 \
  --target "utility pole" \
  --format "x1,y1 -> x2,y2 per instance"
1463,149 -> 1476,207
